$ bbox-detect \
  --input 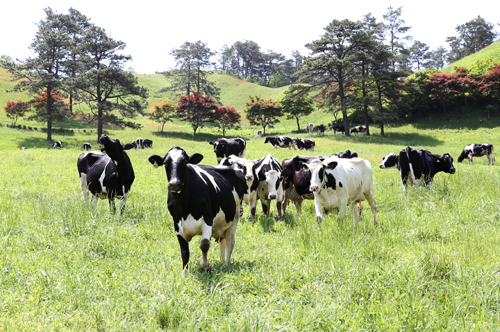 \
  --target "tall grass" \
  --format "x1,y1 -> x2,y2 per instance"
1,117 -> 500,330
